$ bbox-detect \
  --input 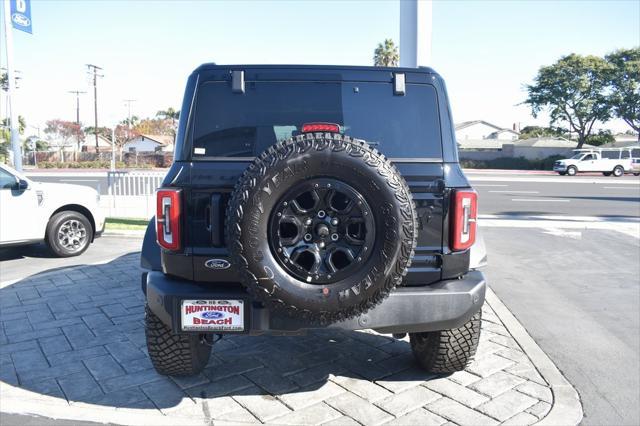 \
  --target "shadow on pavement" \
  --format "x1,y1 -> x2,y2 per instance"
0,253 -> 436,411
0,243 -> 57,261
